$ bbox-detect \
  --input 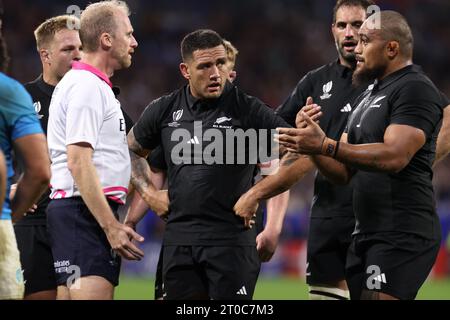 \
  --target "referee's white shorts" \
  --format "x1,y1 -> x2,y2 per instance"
0,219 -> 25,300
